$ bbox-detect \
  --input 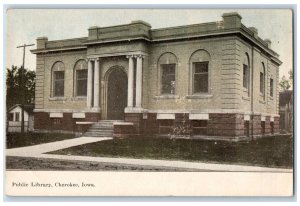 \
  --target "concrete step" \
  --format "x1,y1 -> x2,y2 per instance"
82,120 -> 124,138
84,134 -> 113,137
89,128 -> 113,131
